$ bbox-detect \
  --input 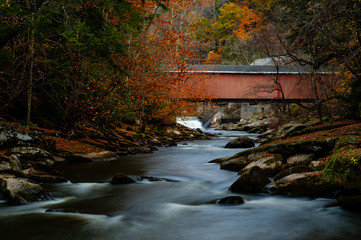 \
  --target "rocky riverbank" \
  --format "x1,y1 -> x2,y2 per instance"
212,119 -> 361,210
0,120 -> 208,205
